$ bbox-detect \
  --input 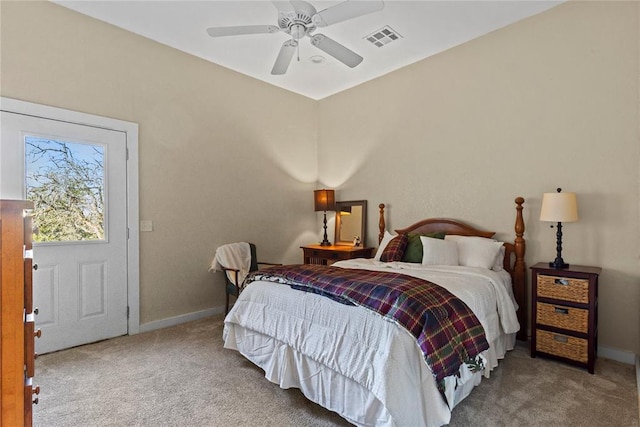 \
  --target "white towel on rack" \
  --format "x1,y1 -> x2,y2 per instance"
210,242 -> 252,285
